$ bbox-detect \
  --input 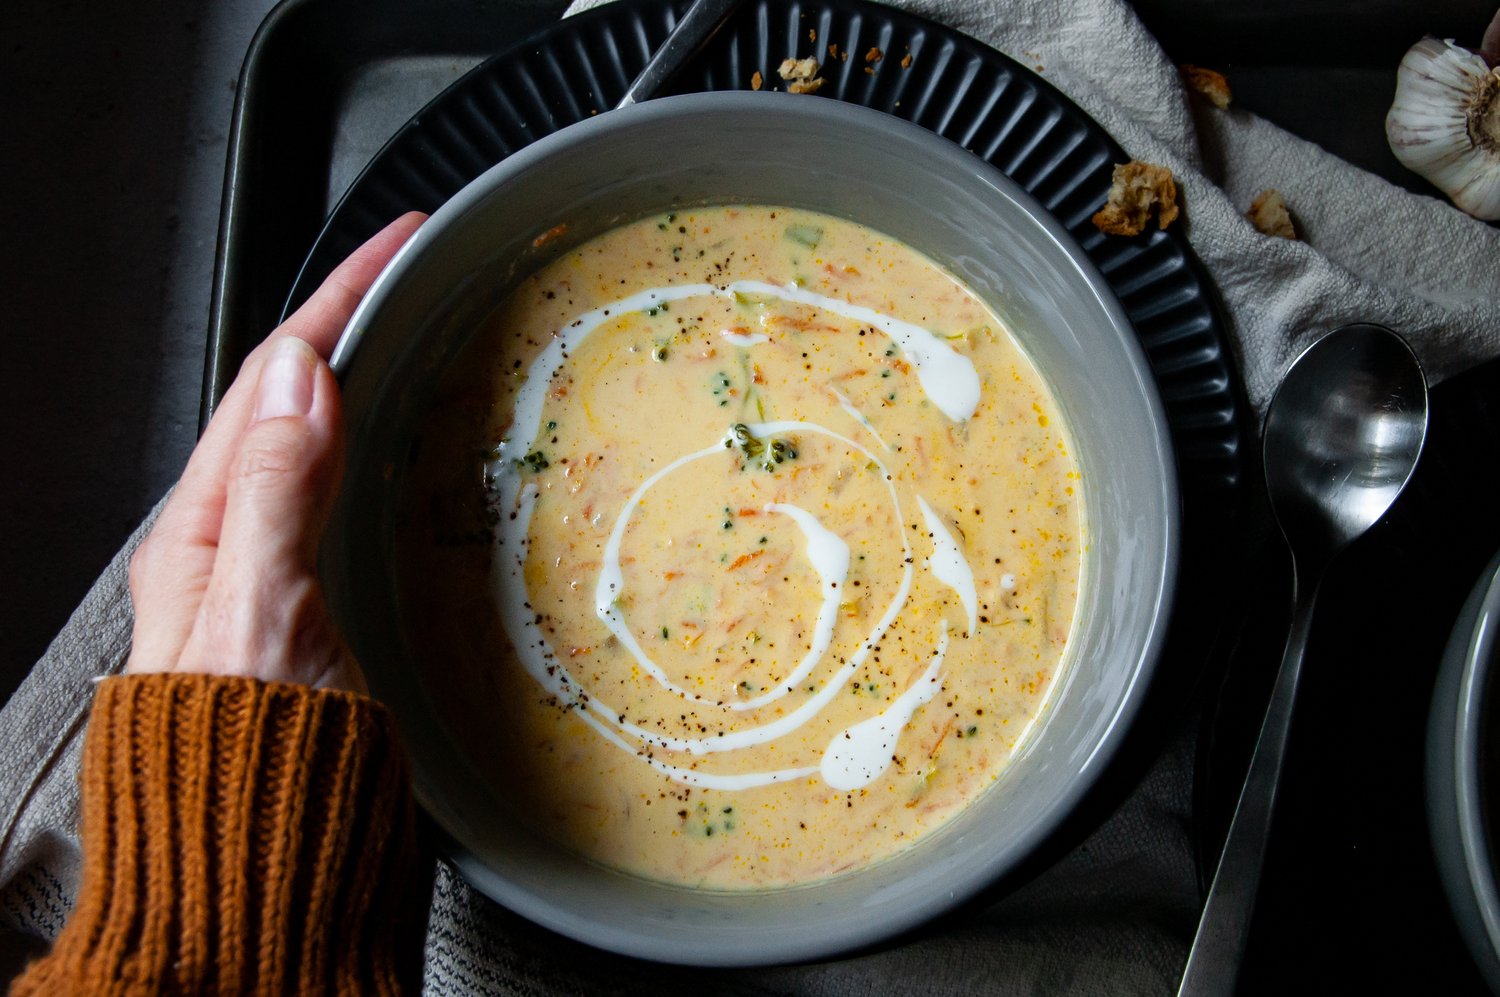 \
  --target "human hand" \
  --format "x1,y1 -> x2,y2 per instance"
125,213 -> 426,693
